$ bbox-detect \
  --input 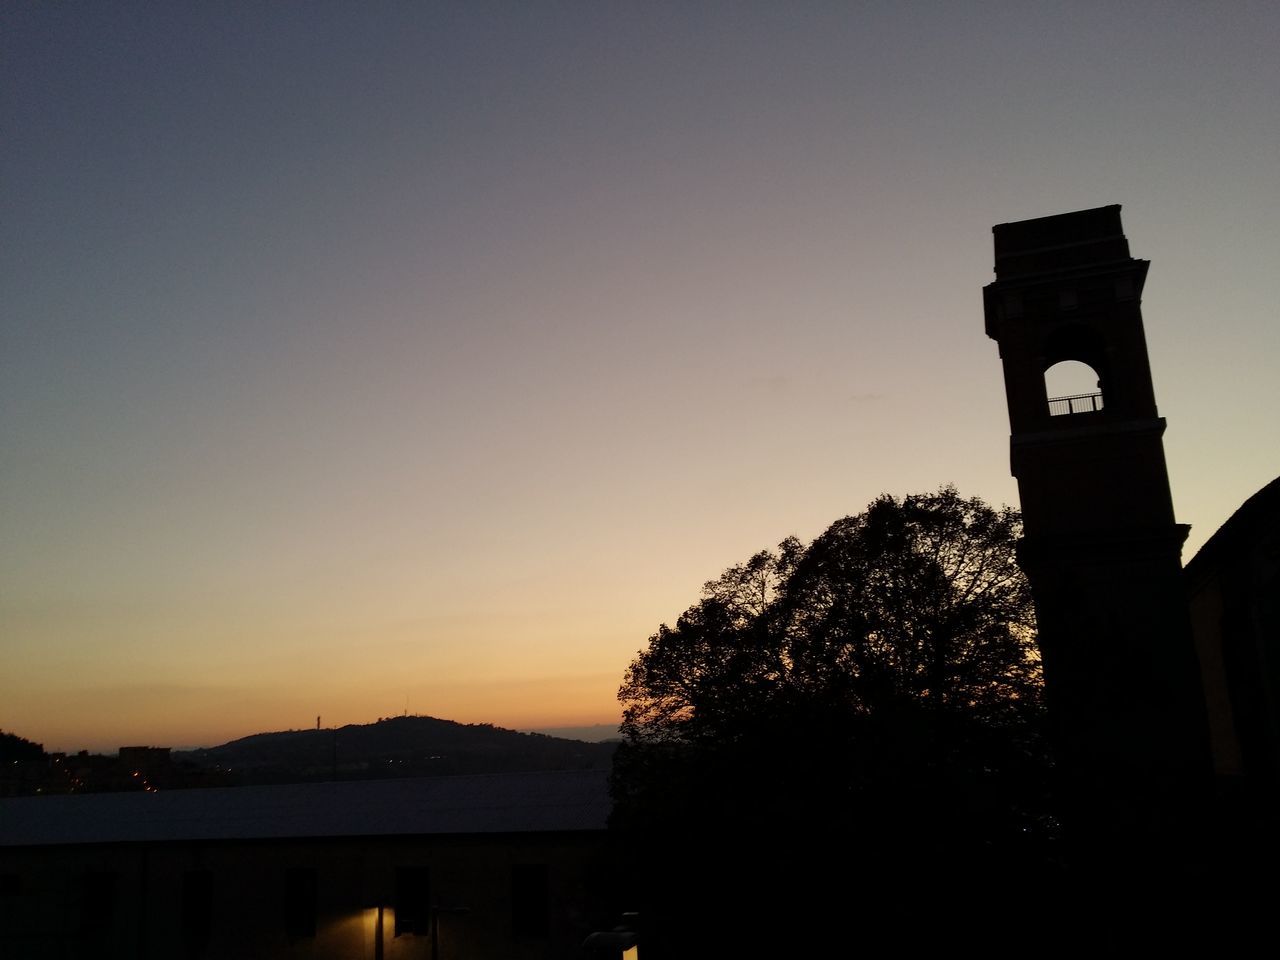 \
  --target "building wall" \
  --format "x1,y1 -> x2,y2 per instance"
1185,476 -> 1280,780
0,832 -> 606,960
